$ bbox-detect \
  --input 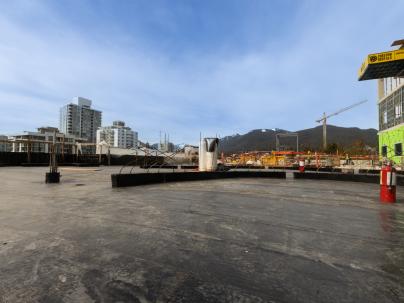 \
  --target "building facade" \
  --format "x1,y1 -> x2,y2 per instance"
358,39 -> 404,165
157,142 -> 174,152
9,127 -> 85,154
378,77 -> 403,164
60,97 -> 102,143
96,121 -> 138,149
156,133 -> 174,152
0,135 -> 11,152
